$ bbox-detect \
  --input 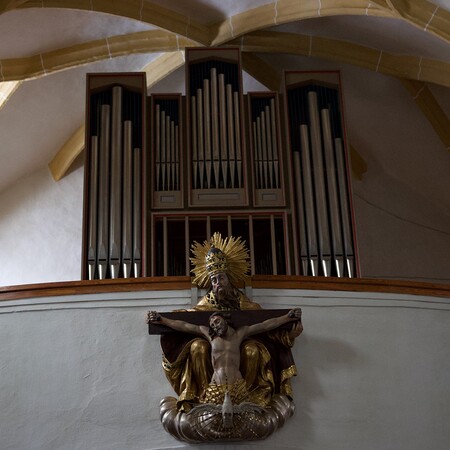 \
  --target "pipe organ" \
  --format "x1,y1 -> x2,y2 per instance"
187,50 -> 246,206
151,95 -> 182,208
82,49 -> 359,280
286,72 -> 357,278
248,92 -> 284,207
82,74 -> 146,280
